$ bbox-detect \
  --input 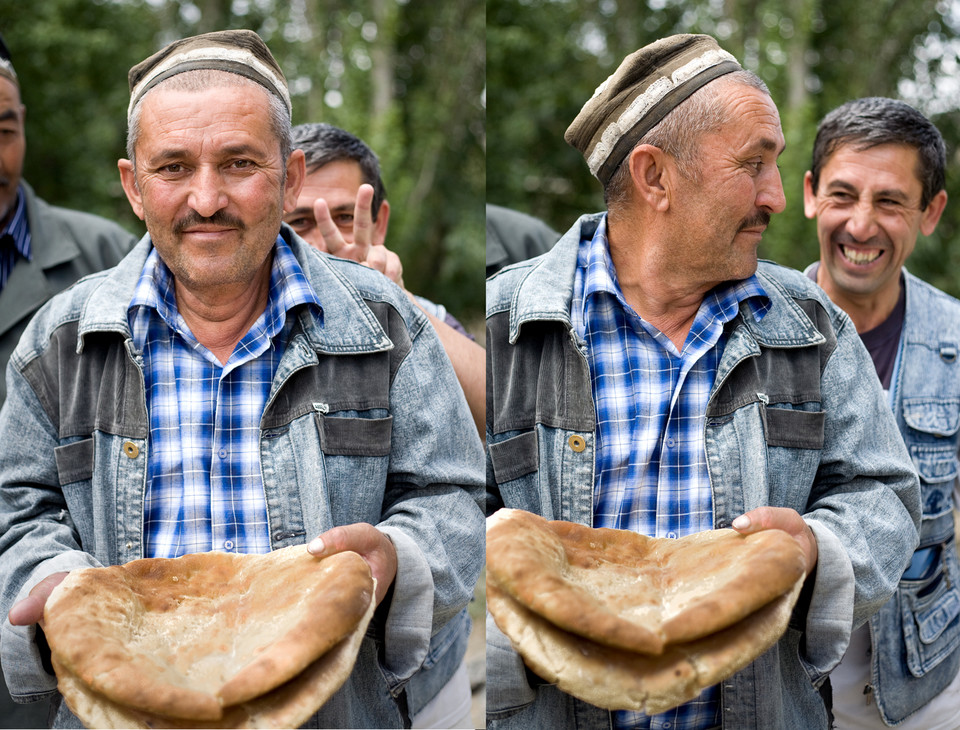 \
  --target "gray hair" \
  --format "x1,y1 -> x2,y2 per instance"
605,69 -> 770,213
126,69 -> 292,170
